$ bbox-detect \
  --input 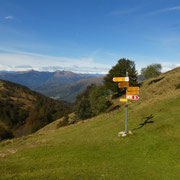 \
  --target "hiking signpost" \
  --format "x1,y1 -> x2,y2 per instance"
113,72 -> 140,137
